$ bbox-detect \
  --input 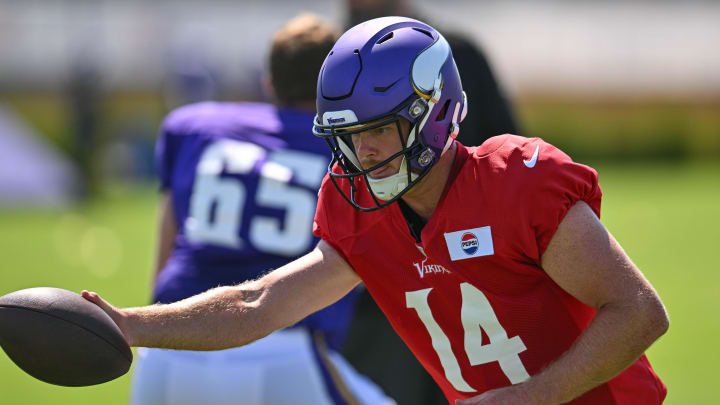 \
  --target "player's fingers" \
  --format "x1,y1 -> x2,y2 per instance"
81,290 -> 112,311
81,290 -> 99,303
82,290 -> 130,344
